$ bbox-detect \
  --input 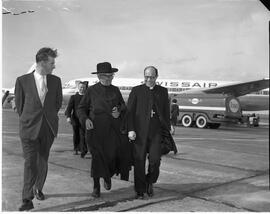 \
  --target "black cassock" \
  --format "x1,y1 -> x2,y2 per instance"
77,82 -> 132,181
127,84 -> 173,193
